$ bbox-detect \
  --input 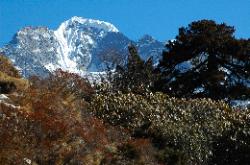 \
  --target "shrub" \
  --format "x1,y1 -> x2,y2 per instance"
91,91 -> 250,164
0,70 -> 160,164
29,69 -> 95,102
101,139 -> 158,165
209,109 -> 250,165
